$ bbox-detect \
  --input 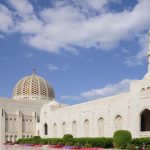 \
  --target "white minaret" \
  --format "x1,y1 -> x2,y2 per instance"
148,31 -> 150,73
